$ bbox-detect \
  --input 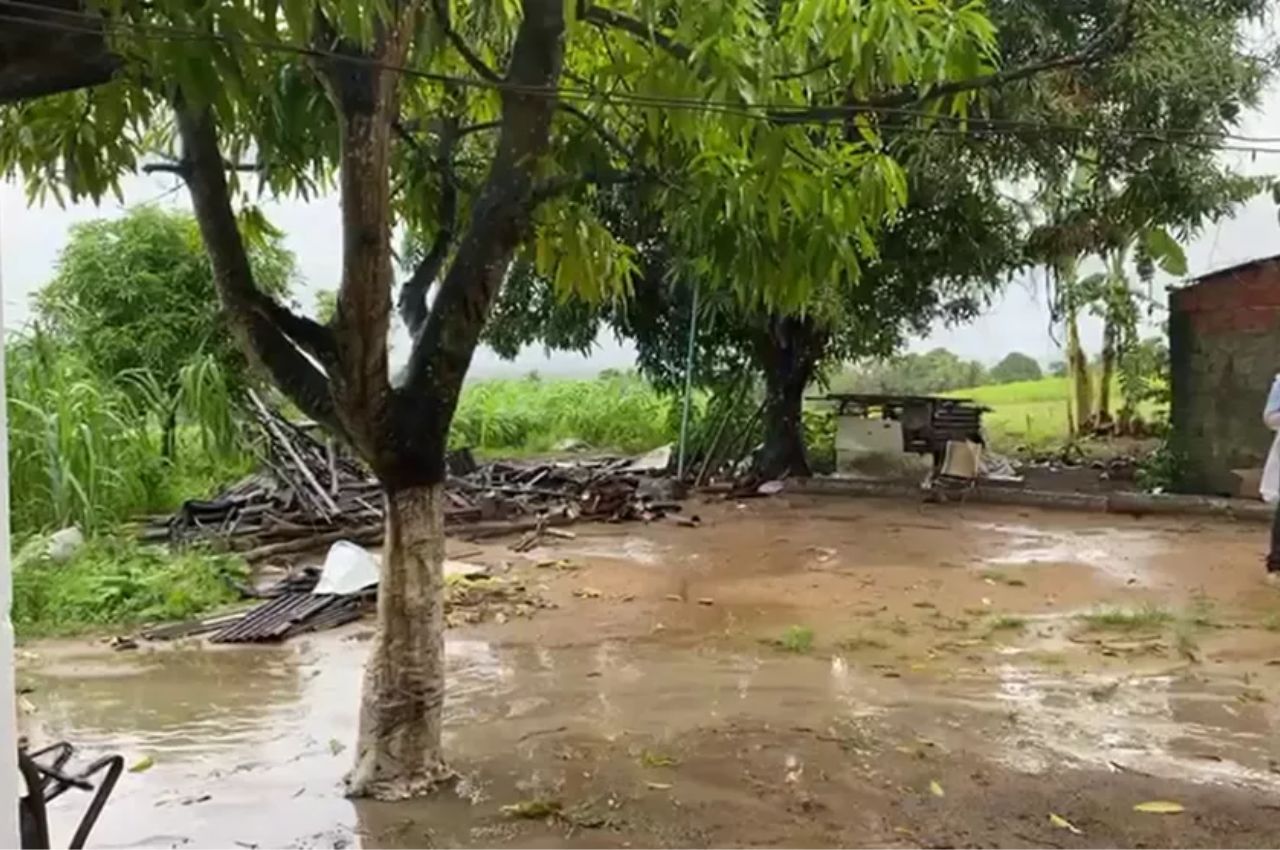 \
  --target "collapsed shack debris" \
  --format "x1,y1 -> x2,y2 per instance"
139,393 -> 690,562
140,564 -> 550,644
